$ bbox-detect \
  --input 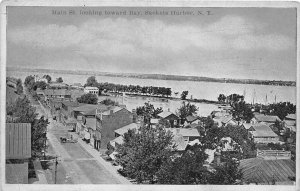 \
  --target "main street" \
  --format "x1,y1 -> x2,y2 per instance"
25,89 -> 130,184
